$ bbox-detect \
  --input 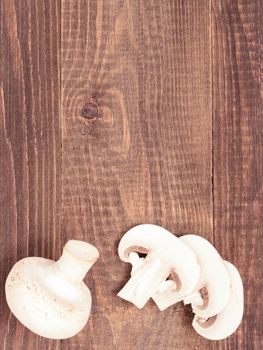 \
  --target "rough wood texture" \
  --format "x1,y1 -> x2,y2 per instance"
61,1 -> 212,349
212,1 -> 263,349
0,0 -> 262,349
0,1 -> 61,349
